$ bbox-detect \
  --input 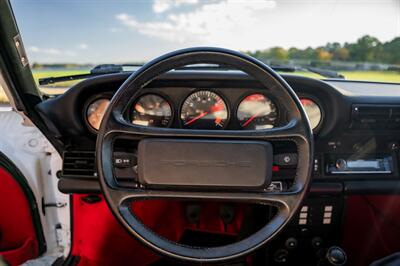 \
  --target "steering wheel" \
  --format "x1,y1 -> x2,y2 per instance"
96,47 -> 313,263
